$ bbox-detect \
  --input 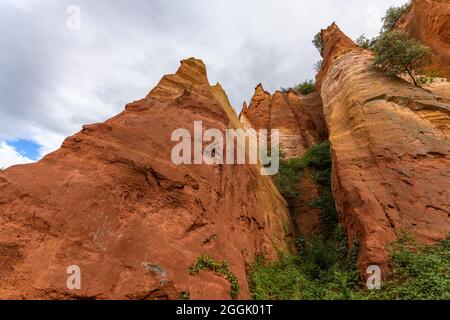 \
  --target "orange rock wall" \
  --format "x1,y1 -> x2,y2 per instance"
0,58 -> 293,300
397,0 -> 450,79
318,24 -> 450,275
240,85 -> 327,159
